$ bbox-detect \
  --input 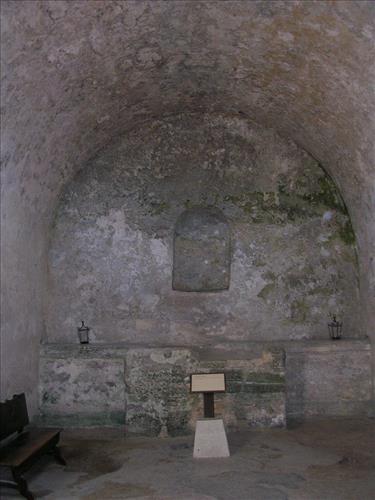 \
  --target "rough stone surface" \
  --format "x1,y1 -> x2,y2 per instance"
125,348 -> 196,436
39,339 -> 371,434
1,419 -> 374,500
285,340 -> 372,424
1,0 -> 374,417
173,208 -> 231,292
39,355 -> 126,426
39,343 -> 286,434
47,114 -> 360,345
